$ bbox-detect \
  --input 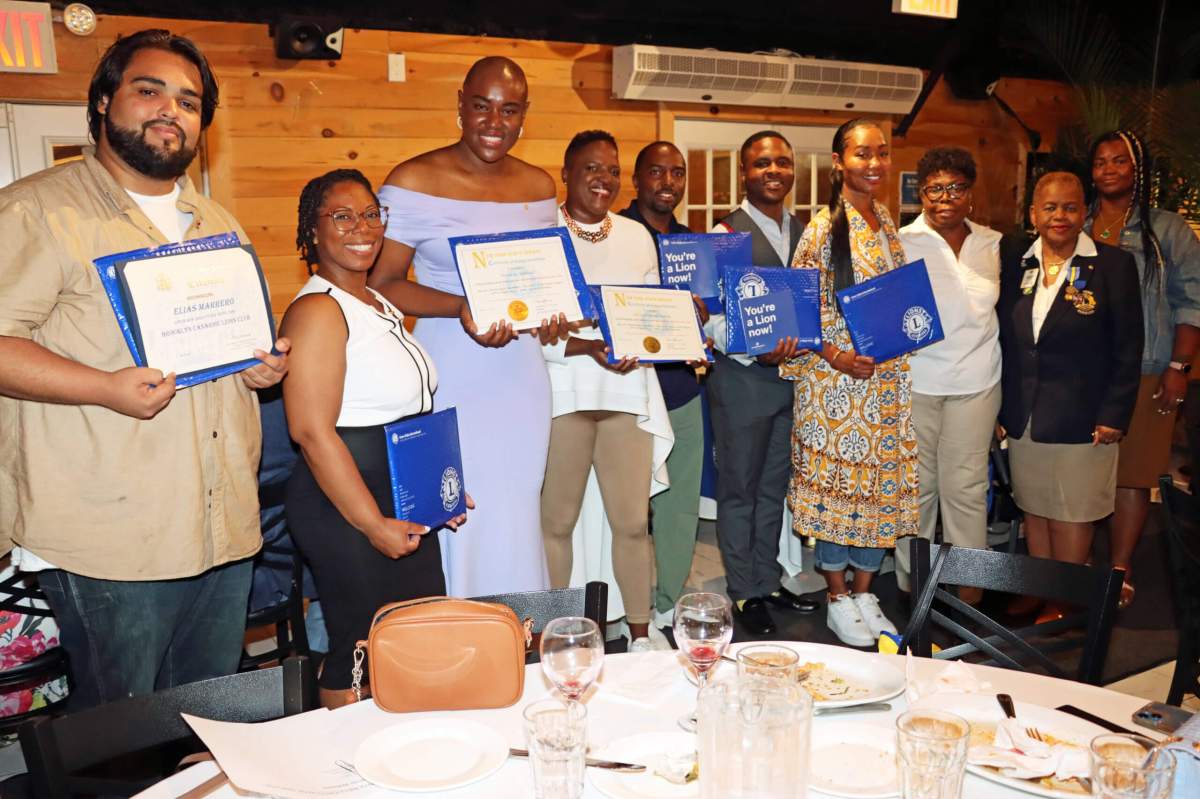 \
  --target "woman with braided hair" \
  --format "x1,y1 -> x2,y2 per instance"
1087,130 -> 1200,608
782,118 -> 916,647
